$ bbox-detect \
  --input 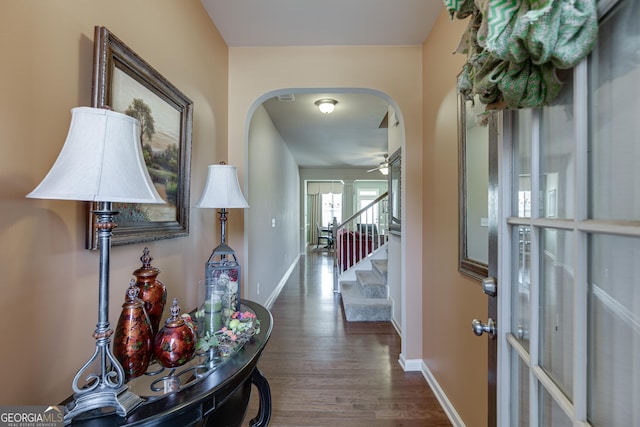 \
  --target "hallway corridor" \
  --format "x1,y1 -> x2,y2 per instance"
244,250 -> 451,426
